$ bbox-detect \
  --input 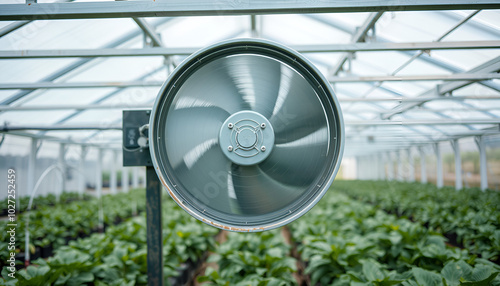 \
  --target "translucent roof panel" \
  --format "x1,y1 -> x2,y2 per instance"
375,11 -> 459,42
0,18 -> 137,50
0,5 -> 498,157
263,14 -> 353,45
159,16 -> 246,48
